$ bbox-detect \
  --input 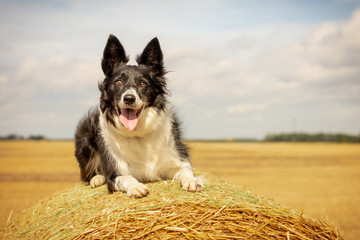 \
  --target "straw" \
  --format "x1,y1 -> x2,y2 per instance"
1,174 -> 343,240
